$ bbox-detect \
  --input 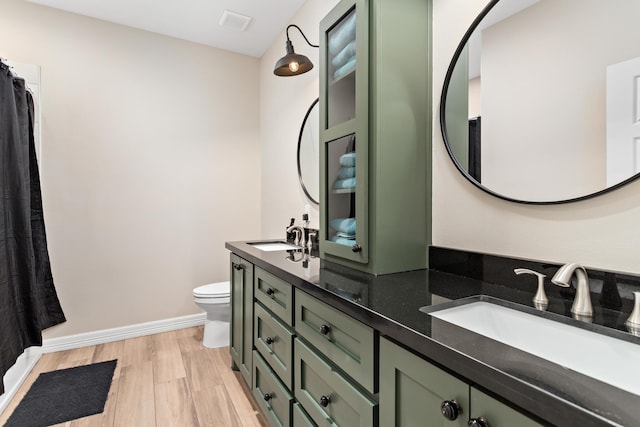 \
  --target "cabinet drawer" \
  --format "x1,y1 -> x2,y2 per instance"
254,302 -> 295,390
295,290 -> 375,392
295,338 -> 377,427
252,351 -> 293,427
255,267 -> 294,326
293,402 -> 316,427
